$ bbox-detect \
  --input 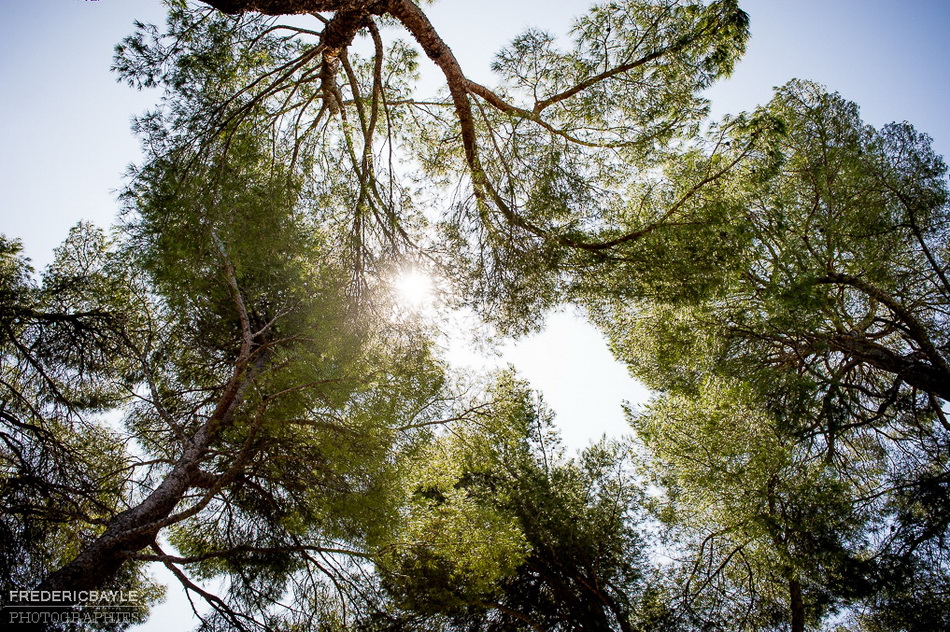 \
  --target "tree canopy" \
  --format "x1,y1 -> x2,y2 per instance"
590,80 -> 950,632
1,1 -> 947,632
